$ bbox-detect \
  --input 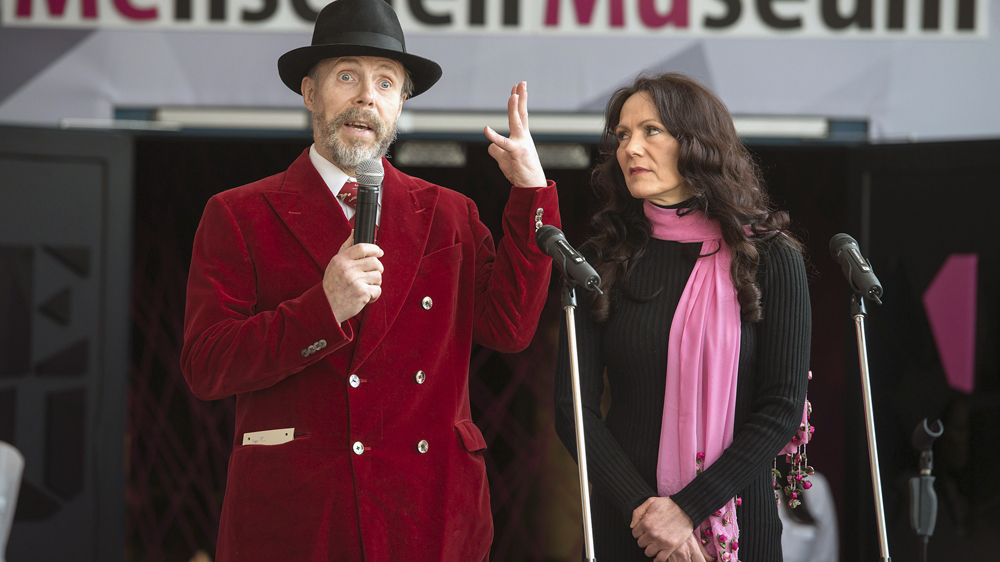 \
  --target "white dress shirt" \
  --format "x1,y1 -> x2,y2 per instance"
308,144 -> 356,221
308,145 -> 386,236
